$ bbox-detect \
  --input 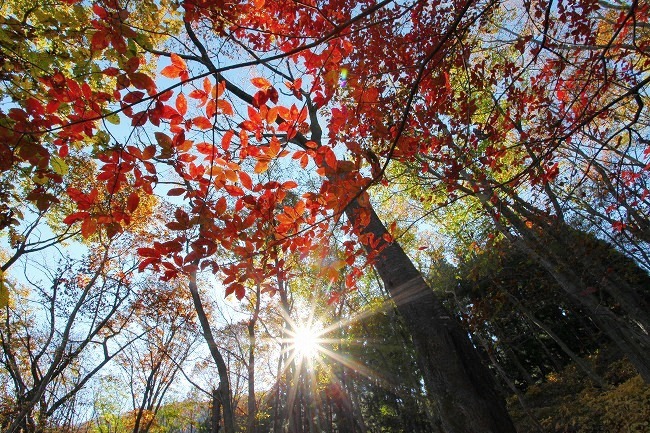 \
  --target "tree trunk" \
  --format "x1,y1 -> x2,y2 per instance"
344,200 -> 517,433
247,285 -> 261,433
188,273 -> 235,433
212,388 -> 221,433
